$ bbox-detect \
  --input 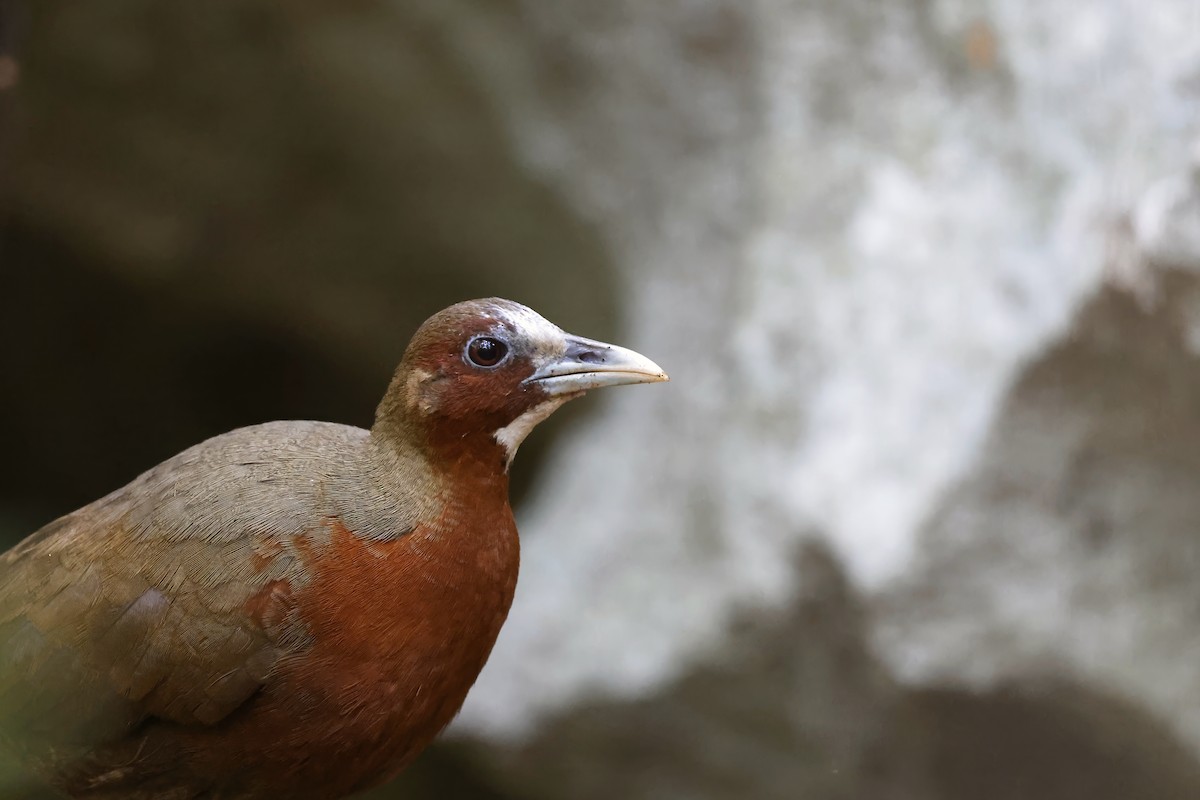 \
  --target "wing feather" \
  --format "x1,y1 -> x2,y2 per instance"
0,512 -> 302,766
0,421 -> 411,796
